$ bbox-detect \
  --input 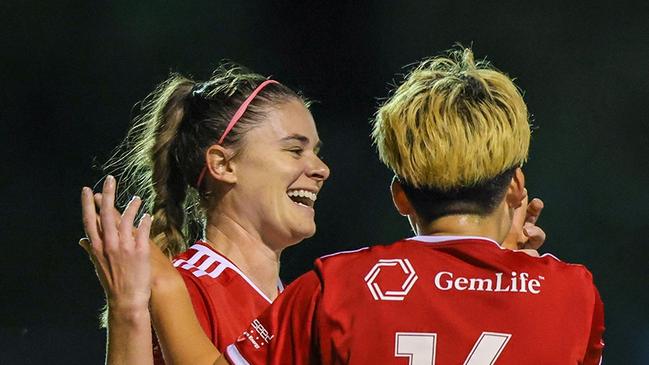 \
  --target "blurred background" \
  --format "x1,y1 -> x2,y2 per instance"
1,1 -> 648,363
